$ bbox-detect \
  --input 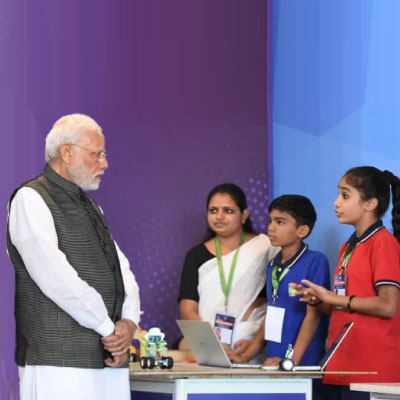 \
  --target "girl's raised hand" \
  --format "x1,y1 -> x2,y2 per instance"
300,279 -> 334,304
288,282 -> 321,305
288,282 -> 305,295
